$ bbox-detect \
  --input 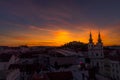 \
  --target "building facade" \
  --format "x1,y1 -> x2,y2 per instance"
88,32 -> 104,74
